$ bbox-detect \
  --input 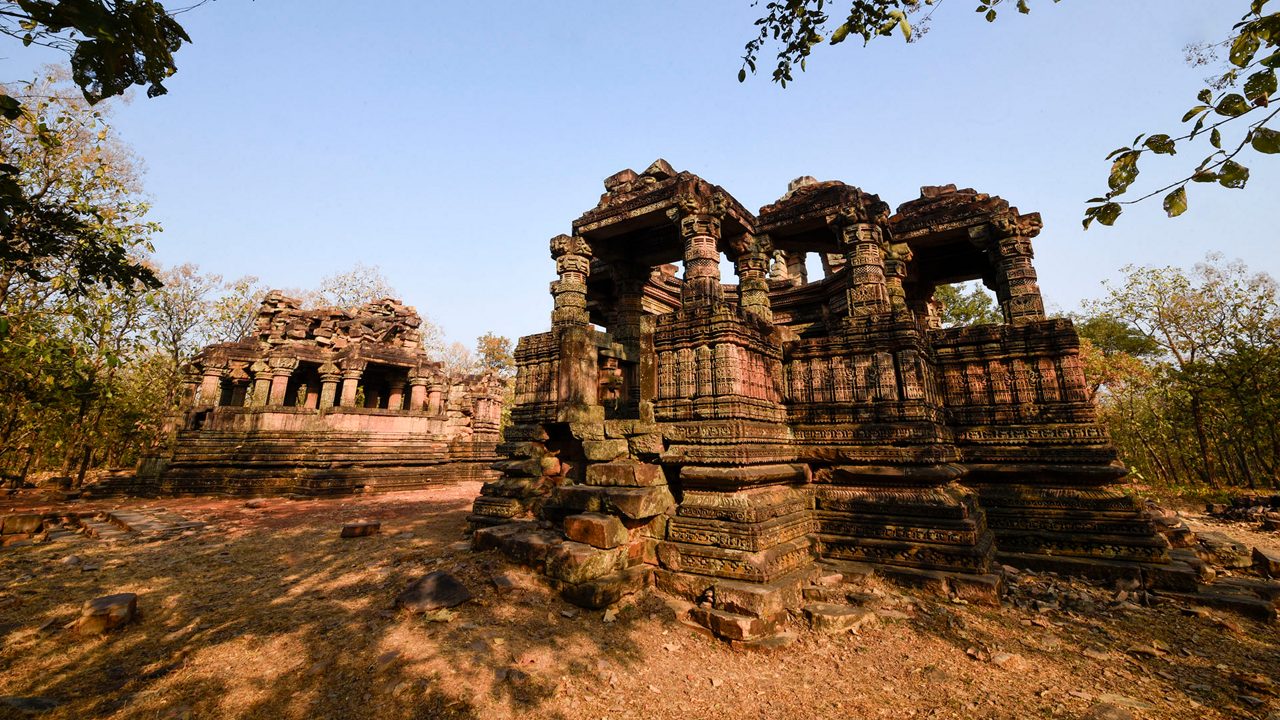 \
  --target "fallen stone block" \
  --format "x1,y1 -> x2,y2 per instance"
581,440 -> 628,462
803,603 -> 877,634
77,593 -> 137,635
1196,531 -> 1252,569
340,522 -> 380,538
396,571 -> 472,612
564,513 -> 628,550
545,542 -> 628,584
689,606 -> 775,641
1255,546 -> 1280,578
558,566 -> 652,608
584,462 -> 666,488
1,514 -> 42,535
